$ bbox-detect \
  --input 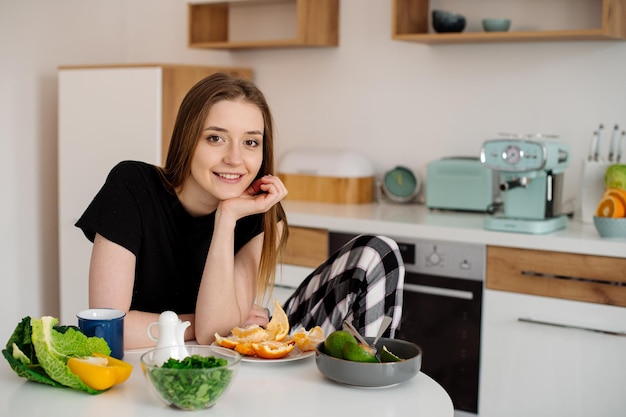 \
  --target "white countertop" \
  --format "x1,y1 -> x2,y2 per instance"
282,201 -> 626,258
1,349 -> 454,417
